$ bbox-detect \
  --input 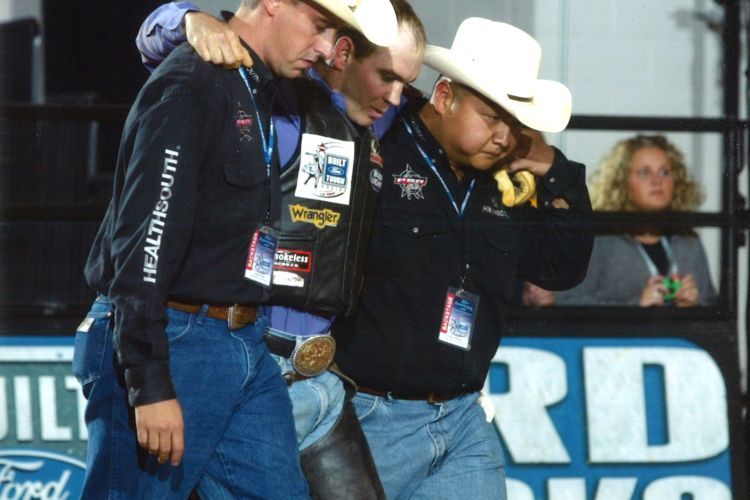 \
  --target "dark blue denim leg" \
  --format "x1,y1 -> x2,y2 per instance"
74,297 -> 140,499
